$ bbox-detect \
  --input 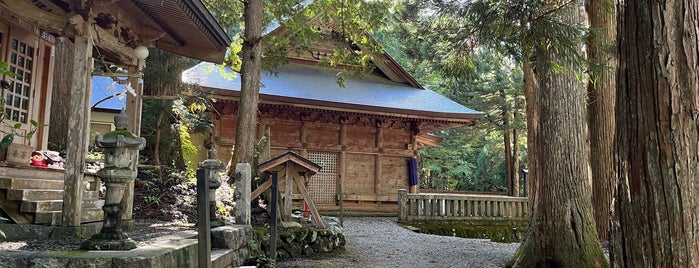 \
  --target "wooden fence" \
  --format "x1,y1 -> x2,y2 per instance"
397,189 -> 529,222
